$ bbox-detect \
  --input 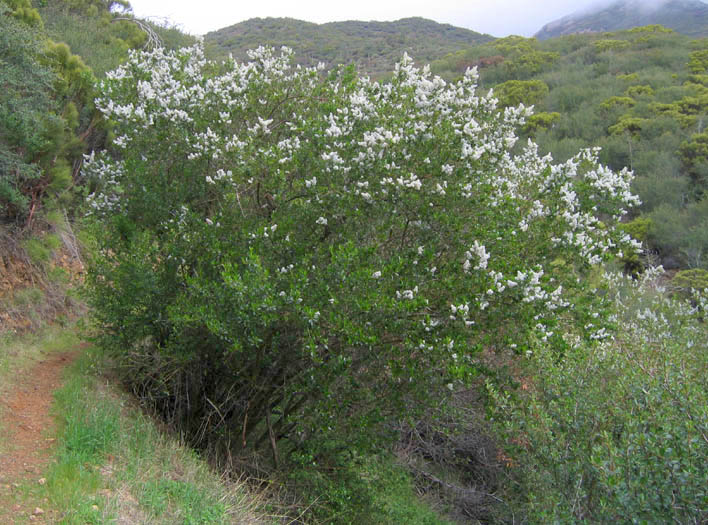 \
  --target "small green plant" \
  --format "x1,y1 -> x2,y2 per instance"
23,237 -> 52,266
618,216 -> 651,274
288,451 -> 452,524
11,286 -> 44,307
21,233 -> 62,267
672,267 -> 708,292
494,79 -> 549,107
138,479 -> 229,523
620,216 -> 652,242
48,265 -> 70,286
523,111 -> 560,134
625,84 -> 654,98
